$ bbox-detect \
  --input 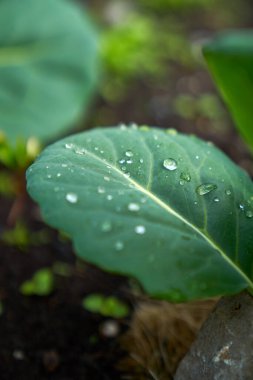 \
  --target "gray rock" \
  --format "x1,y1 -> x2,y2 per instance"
174,291 -> 253,380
